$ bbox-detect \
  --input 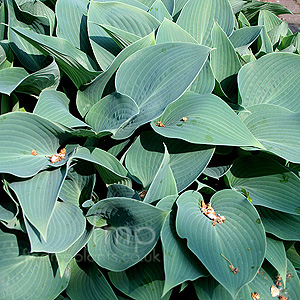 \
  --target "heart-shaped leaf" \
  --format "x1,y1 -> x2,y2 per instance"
151,92 -> 262,147
176,190 -> 266,297
87,197 -> 169,271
